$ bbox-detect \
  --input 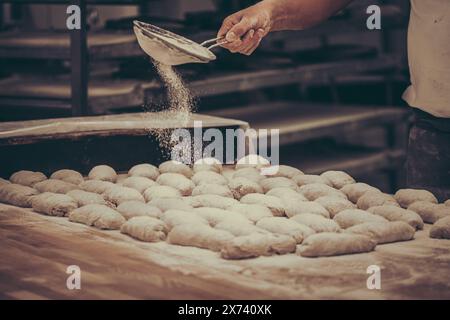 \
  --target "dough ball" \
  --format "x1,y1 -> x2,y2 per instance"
235,154 -> 270,170
31,192 -> 78,217
256,217 -> 315,243
346,221 -> 415,244
368,205 -> 424,230
161,209 -> 209,230
10,170 -> 47,187
69,204 -> 125,230
297,232 -> 376,257
266,187 -> 307,202
79,180 -> 116,194
193,158 -> 222,173
333,209 -> 389,229
143,185 -> 181,202
186,194 -> 239,210
50,169 -> 84,185
340,183 -> 381,203
283,200 -> 330,219
103,185 -> 145,206
156,173 -> 195,196
120,216 -> 167,242
240,193 -> 286,217
191,171 -> 228,186
407,201 -> 450,224
128,163 -> 160,180
228,177 -> 263,200
232,167 -> 265,182
315,196 -> 356,218
193,207 -> 248,226
0,177 -> 10,185
429,216 -> 450,239
299,183 -> 347,201
228,203 -> 272,223
192,183 -> 233,198
292,174 -> 332,187
320,171 -> 355,189
356,190 -> 399,210
67,189 -> 108,207
290,213 -> 341,233
88,165 -> 117,182
159,160 -> 193,178
148,197 -> 193,212
120,176 -> 157,194
260,177 -> 298,193
34,179 -> 78,194
0,183 -> 38,207
117,200 -> 162,220
394,189 -> 438,208
445,199 -> 450,206
260,165 -> 303,179
215,218 -> 267,236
